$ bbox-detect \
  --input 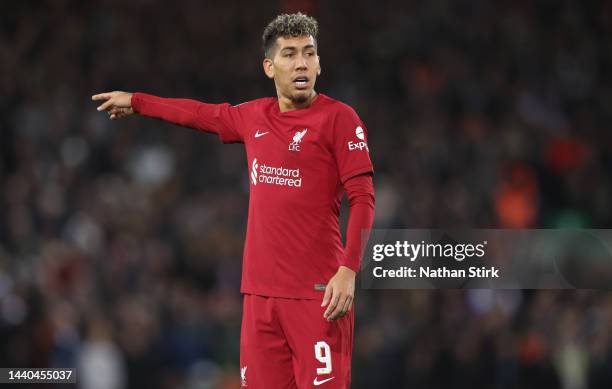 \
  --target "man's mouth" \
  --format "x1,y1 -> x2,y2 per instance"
293,76 -> 309,89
